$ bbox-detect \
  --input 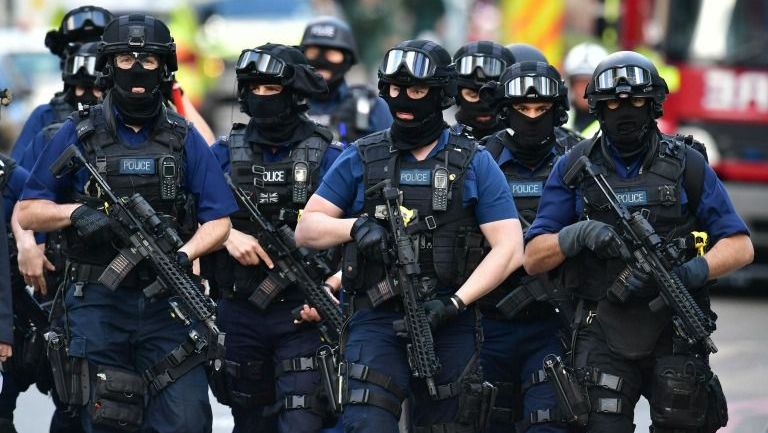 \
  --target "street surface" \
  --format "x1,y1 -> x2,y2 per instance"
13,294 -> 768,432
